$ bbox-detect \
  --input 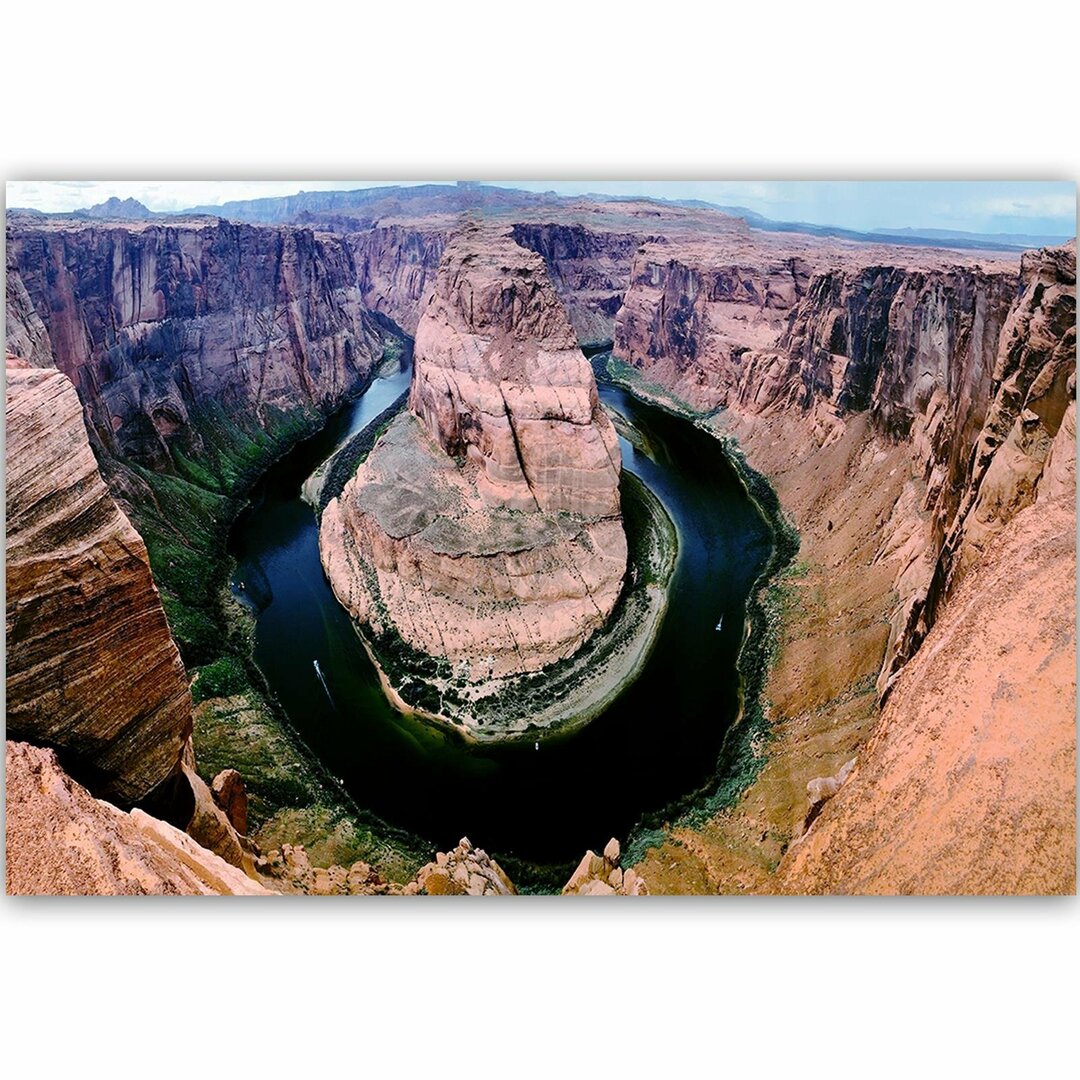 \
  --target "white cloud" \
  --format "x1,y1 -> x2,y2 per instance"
978,193 -> 1077,219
